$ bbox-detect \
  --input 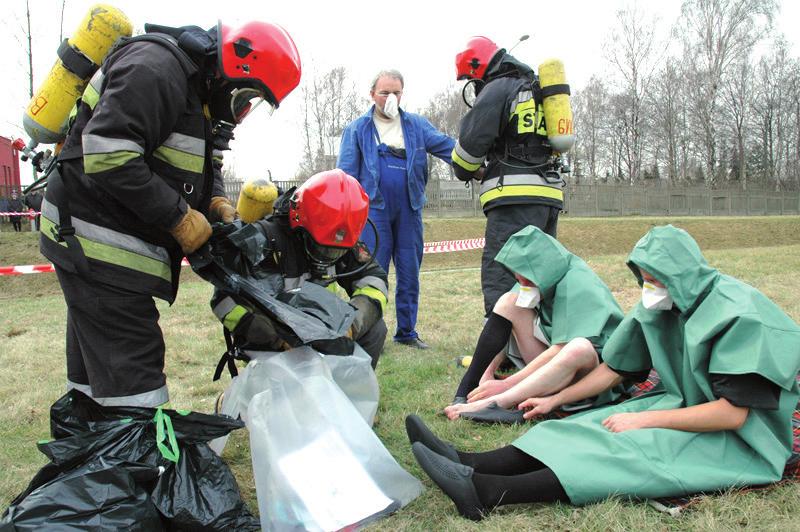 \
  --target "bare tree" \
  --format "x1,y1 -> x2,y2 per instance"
751,39 -> 795,189
572,75 -> 611,180
604,1 -> 662,184
25,0 -> 33,98
649,63 -> 685,182
720,58 -> 751,188
787,60 -> 800,187
679,0 -> 777,185
418,84 -> 465,181
59,0 -> 66,43
297,65 -> 366,180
